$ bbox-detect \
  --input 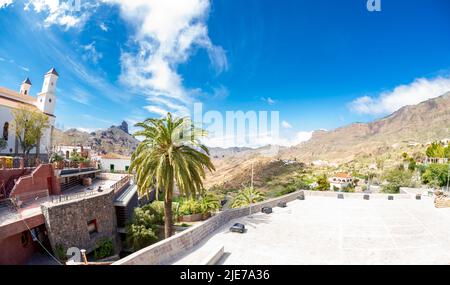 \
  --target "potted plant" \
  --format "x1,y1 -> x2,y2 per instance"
199,194 -> 221,220
178,199 -> 203,222
79,157 -> 91,169
50,153 -> 64,169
